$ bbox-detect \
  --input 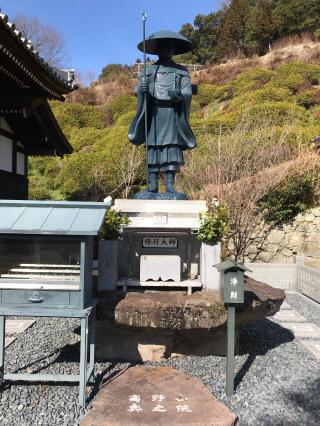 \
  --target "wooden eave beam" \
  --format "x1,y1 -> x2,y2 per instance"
0,95 -> 46,109
0,26 -> 67,100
